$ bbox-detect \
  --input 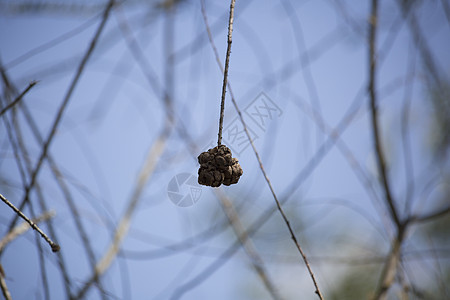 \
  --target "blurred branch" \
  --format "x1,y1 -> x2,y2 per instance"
442,0 -> 450,28
333,0 -> 366,37
171,237 -> 243,299
0,80 -> 37,117
215,189 -> 283,300
401,43 -> 416,215
0,264 -> 12,300
408,206 -> 450,224
397,0 -> 443,89
75,3 -> 175,299
0,194 -> 59,252
4,13 -> 101,69
8,0 -> 116,231
74,127 -> 170,300
0,1 -> 123,15
114,6 -> 173,119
